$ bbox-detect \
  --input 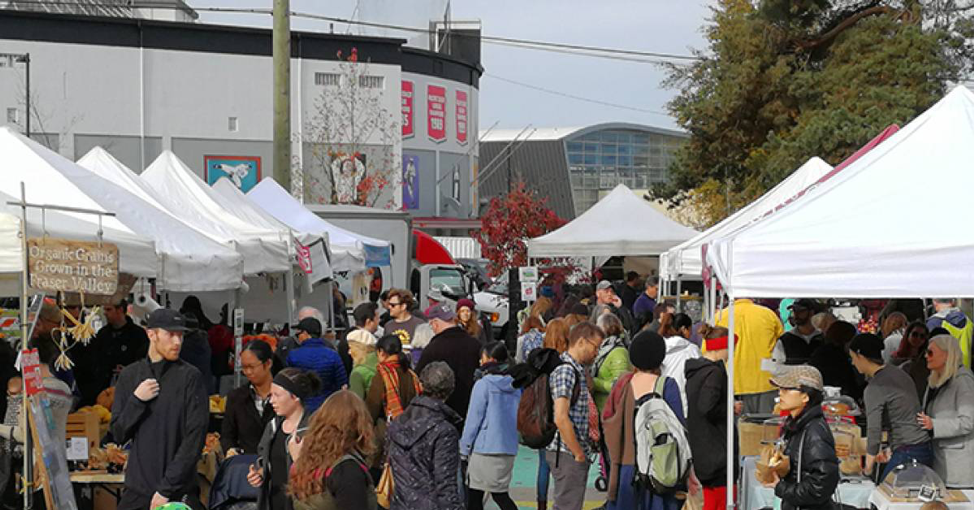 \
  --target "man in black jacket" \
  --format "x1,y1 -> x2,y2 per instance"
111,309 -> 208,510
416,303 -> 481,420
76,299 -> 149,406
773,299 -> 824,365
